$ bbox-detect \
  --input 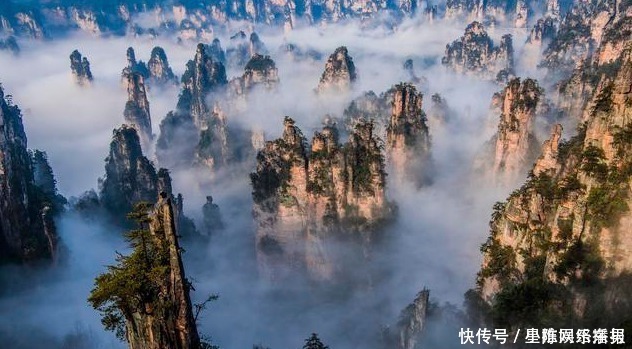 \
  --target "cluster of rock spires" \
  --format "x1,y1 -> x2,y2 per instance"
251,117 -> 393,281
445,0 -> 563,28
342,83 -> 432,186
70,49 -> 93,85
157,43 -> 229,171
442,21 -> 514,82
471,0 -> 632,332
0,0 -> 420,41
96,125 -> 198,238
122,46 -> 177,86
0,84 -> 63,264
